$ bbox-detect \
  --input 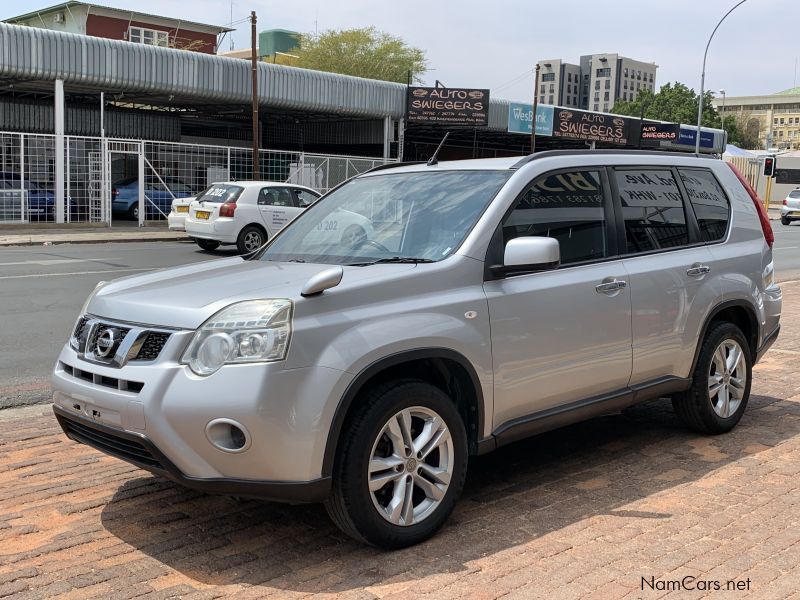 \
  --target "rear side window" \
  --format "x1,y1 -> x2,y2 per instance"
789,190 -> 800,199
502,170 -> 608,265
614,169 -> 688,253
678,169 -> 729,242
